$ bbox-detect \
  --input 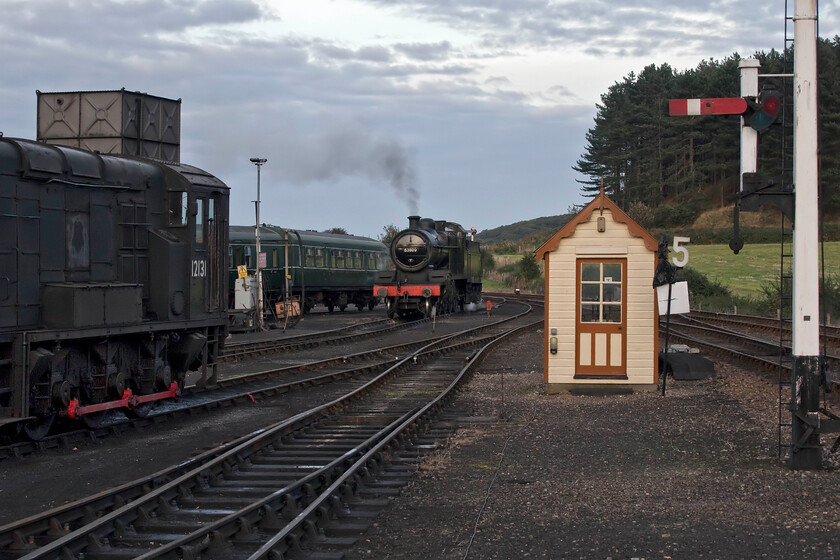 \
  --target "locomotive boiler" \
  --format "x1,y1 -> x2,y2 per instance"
374,216 -> 482,318
0,136 -> 229,438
